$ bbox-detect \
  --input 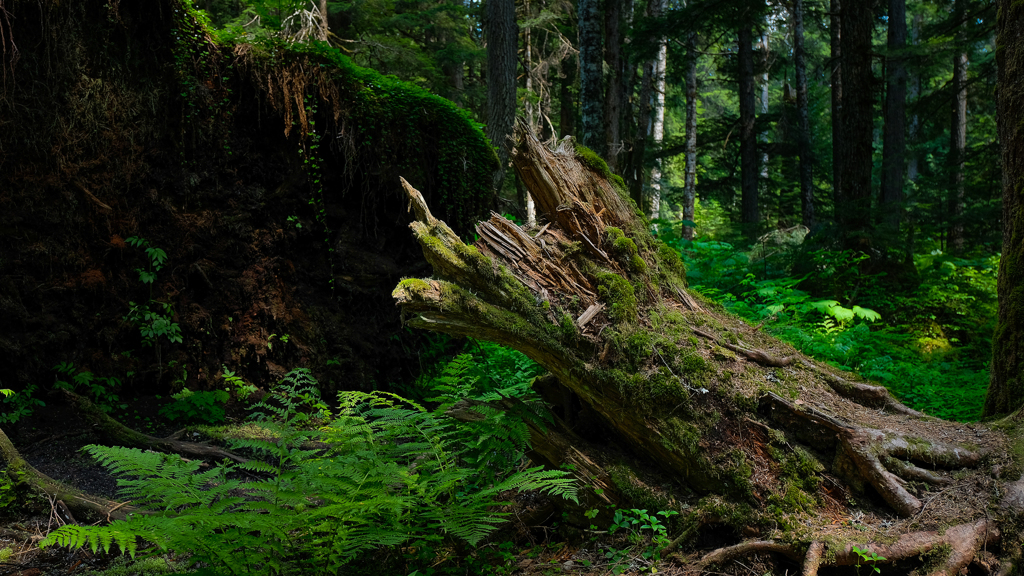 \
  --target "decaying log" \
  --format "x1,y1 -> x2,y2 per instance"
0,427 -> 134,522
61,389 -> 248,463
394,126 -> 1020,573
